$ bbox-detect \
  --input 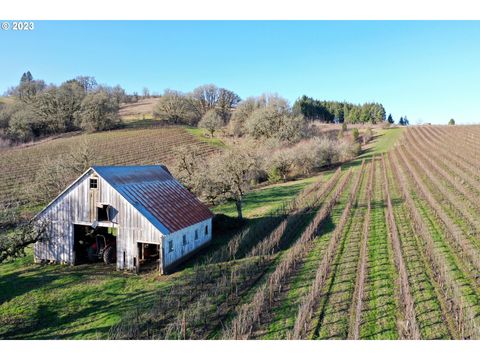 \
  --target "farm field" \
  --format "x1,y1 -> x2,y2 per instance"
3,125 -> 480,340
0,126 -> 218,207
0,149 -> 329,339
118,97 -> 157,119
